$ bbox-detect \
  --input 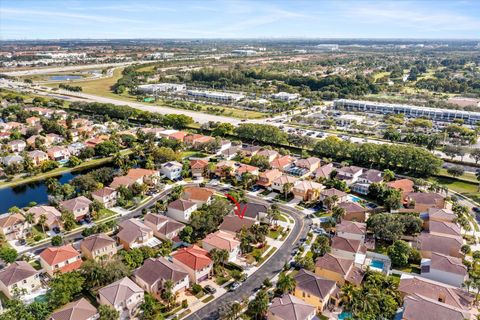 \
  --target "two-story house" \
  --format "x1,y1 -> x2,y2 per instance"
91,187 -> 118,208
59,196 -> 92,221
39,244 -> 82,275
171,245 -> 213,283
0,261 -> 41,299
80,233 -> 118,261
167,199 -> 197,223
